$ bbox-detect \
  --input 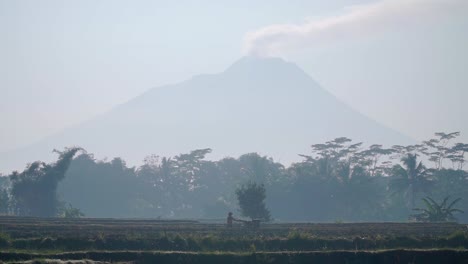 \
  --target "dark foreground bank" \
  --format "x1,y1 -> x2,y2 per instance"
1,249 -> 468,264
